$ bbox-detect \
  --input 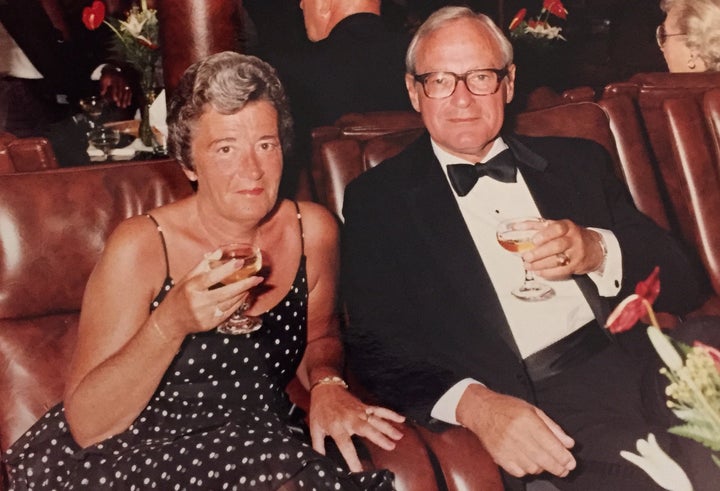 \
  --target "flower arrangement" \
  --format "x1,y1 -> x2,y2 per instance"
606,267 -> 720,474
82,0 -> 160,92
508,0 -> 568,42
82,0 -> 161,146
